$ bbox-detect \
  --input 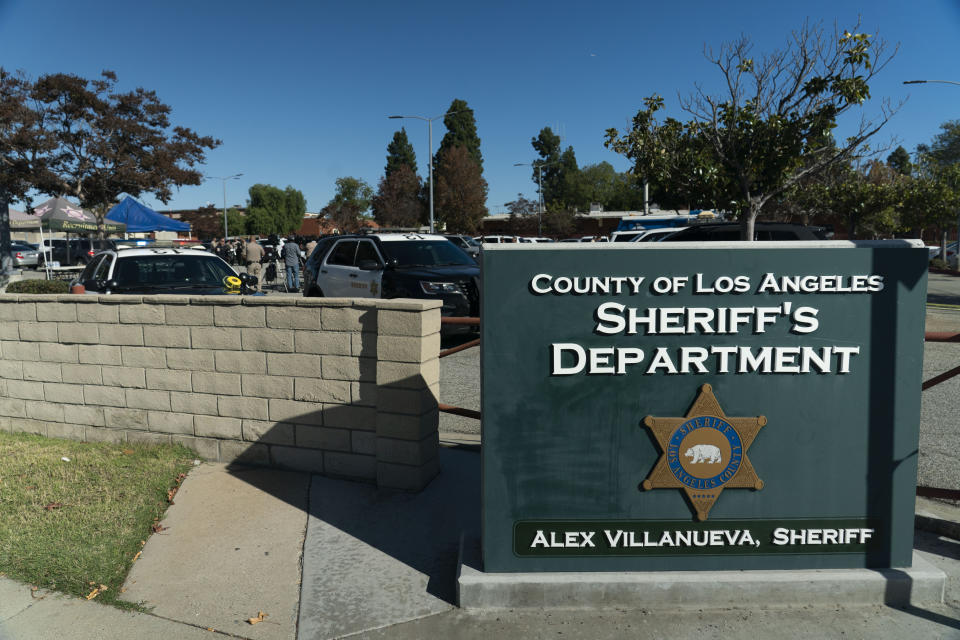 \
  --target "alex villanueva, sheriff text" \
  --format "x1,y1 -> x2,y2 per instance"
528,527 -> 875,549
